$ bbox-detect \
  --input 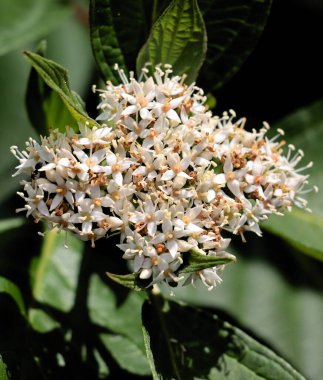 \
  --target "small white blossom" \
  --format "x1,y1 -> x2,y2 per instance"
12,65 -> 316,290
